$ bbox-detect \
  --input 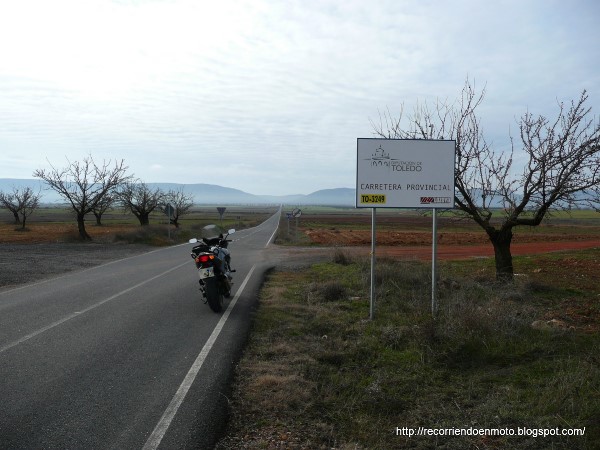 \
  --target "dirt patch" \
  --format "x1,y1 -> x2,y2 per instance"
0,223 -> 137,244
303,228 -> 600,260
